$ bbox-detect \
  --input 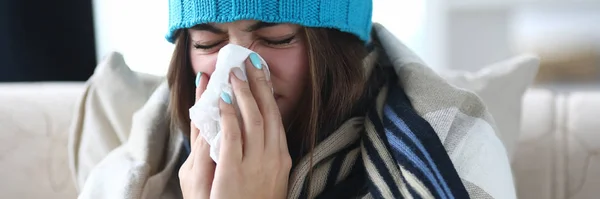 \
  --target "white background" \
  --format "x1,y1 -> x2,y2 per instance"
92,0 -> 600,75
92,0 -> 437,76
